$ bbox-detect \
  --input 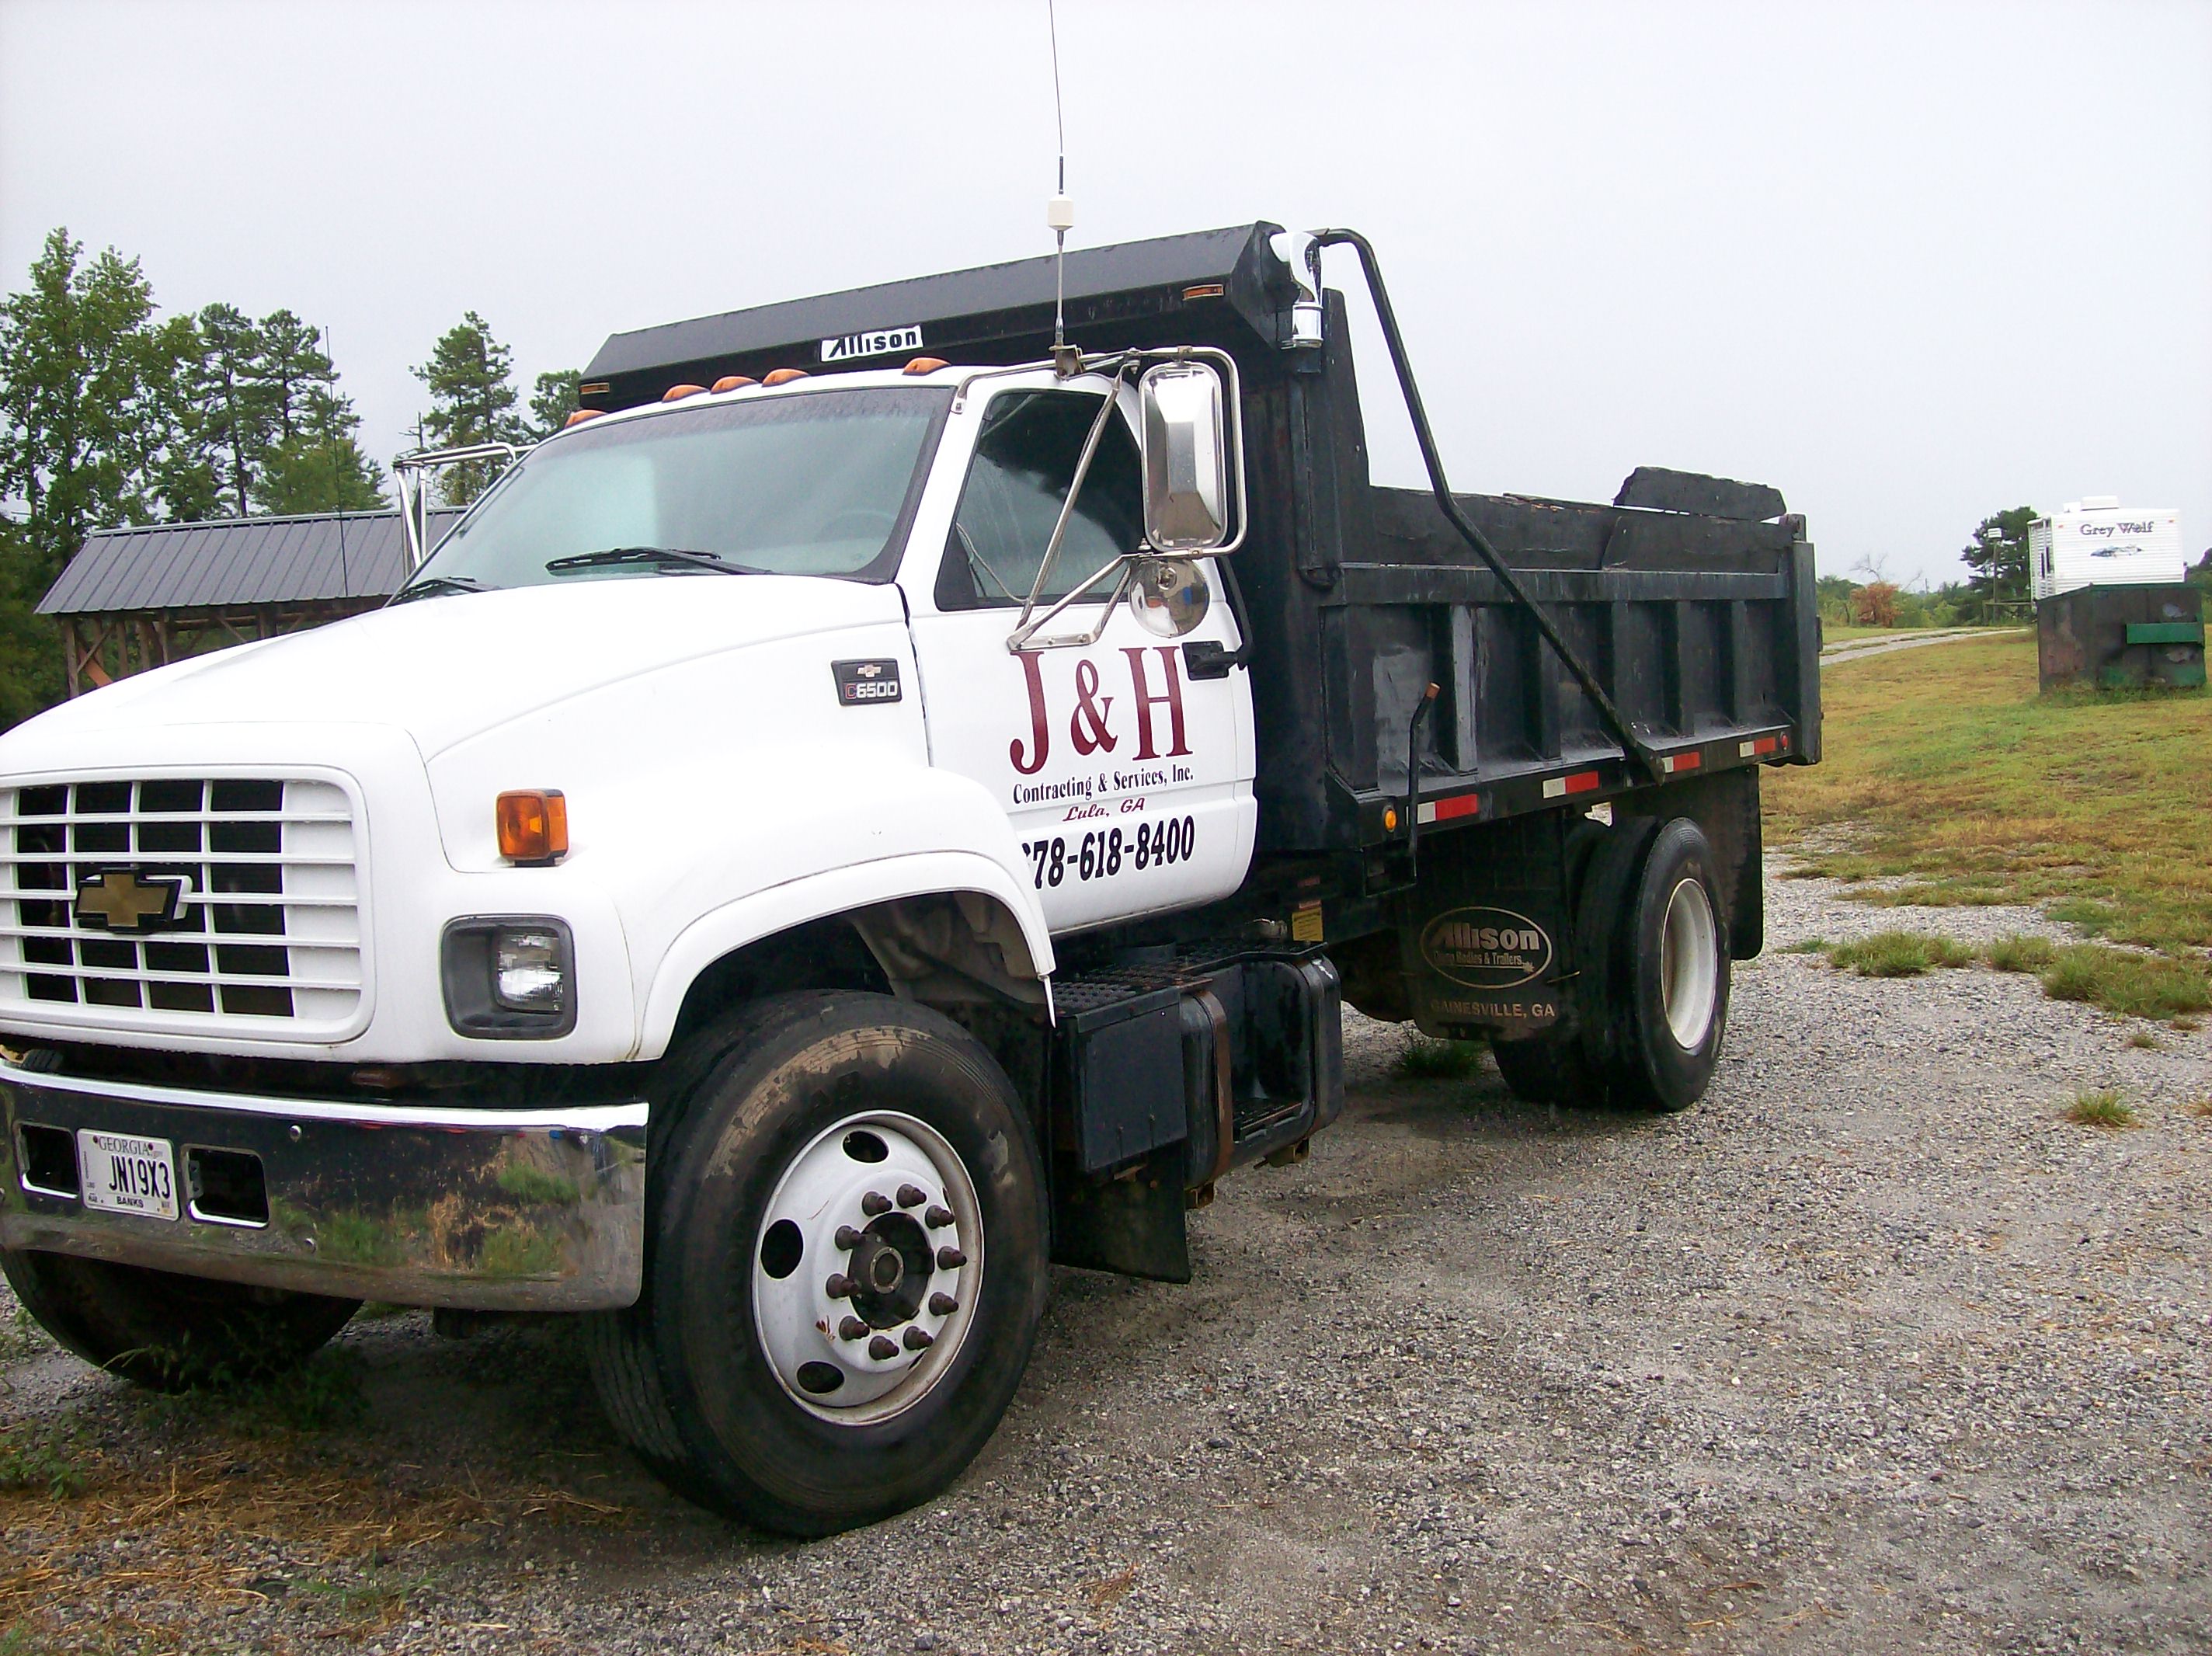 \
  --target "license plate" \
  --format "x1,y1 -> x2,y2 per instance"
77,1129 -> 179,1221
